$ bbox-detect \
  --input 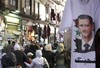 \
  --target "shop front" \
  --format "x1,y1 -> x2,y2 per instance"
4,13 -> 21,40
